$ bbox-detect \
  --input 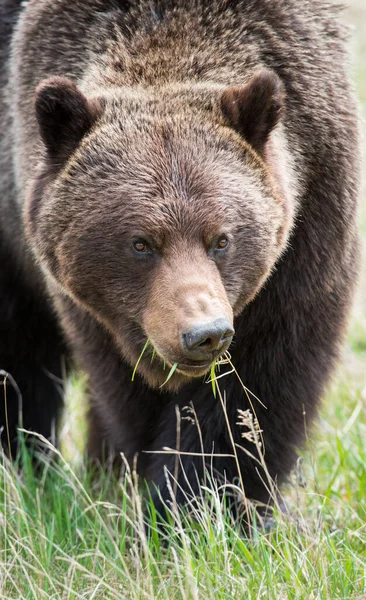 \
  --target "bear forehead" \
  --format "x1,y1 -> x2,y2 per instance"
80,111 -> 255,182
65,176 -> 230,244
60,120 -> 258,227
75,117 -> 261,190
54,107 -> 271,245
